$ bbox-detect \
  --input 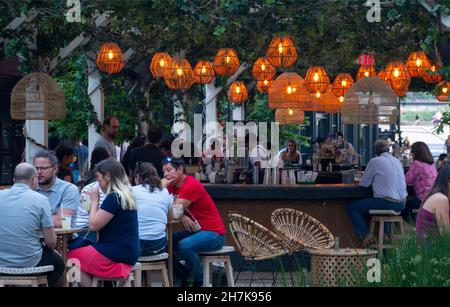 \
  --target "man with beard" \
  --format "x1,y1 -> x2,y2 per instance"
94,116 -> 120,160
33,150 -> 80,228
